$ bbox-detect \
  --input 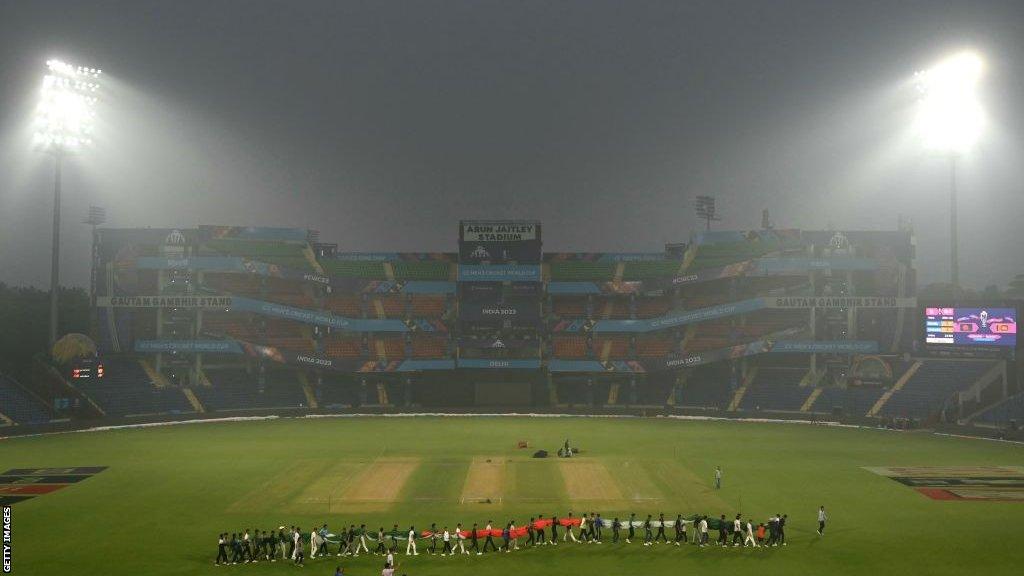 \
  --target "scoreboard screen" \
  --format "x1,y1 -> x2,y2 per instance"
925,307 -> 1017,347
